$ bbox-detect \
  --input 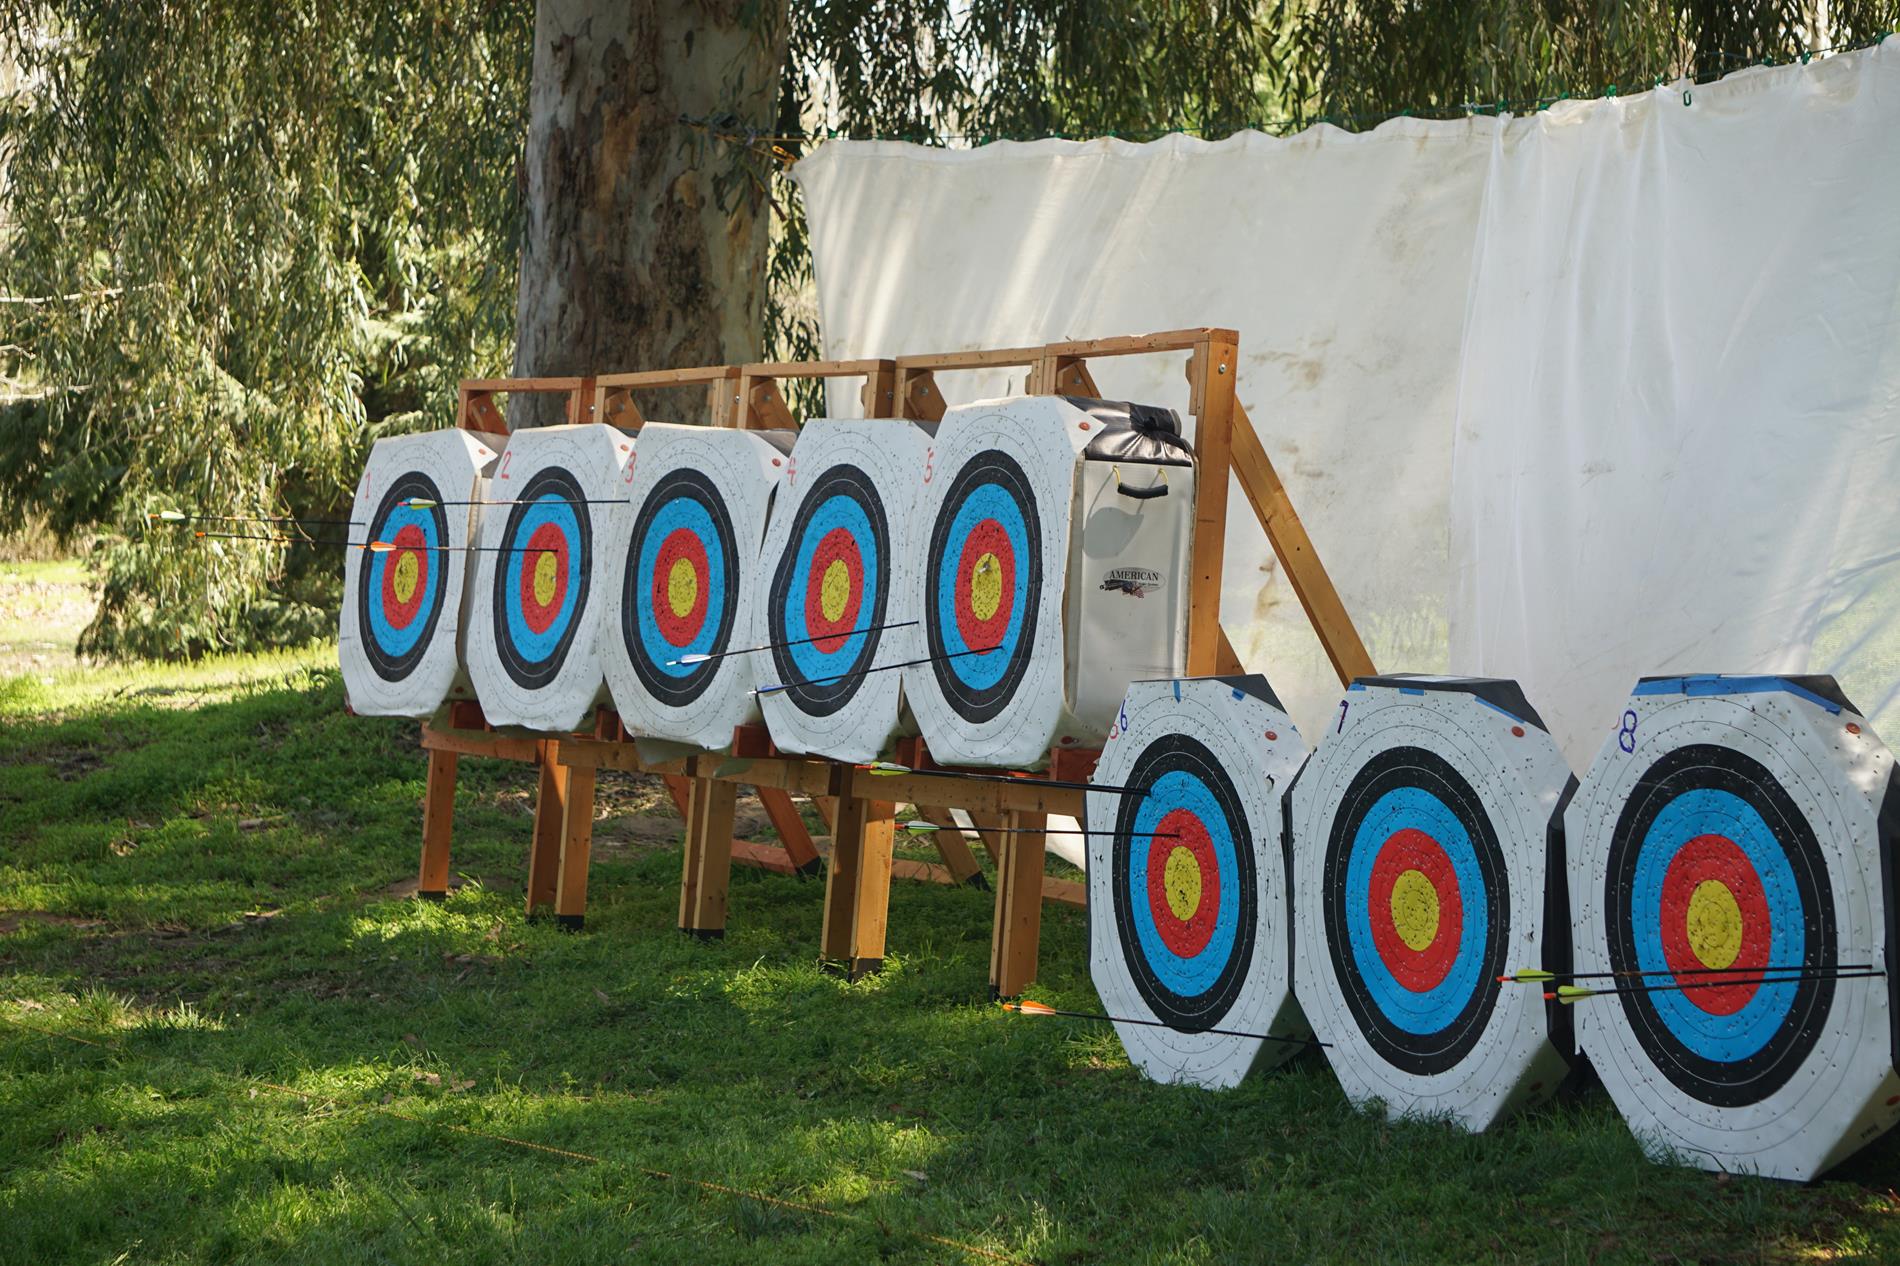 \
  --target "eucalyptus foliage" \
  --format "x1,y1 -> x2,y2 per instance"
0,2 -> 529,658
3,1 -> 1892,658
